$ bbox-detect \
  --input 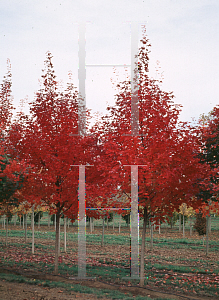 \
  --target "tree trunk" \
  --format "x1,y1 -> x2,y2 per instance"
54,213 -> 60,275
32,207 -> 34,254
68,218 -> 70,229
25,214 -> 27,243
107,216 -> 108,230
48,213 -> 50,228
54,214 -> 56,230
113,212 -> 114,231
38,212 -> 40,228
183,213 -> 185,238
170,217 -> 173,229
119,214 -> 121,234
206,216 -> 209,256
209,215 -> 211,234
179,213 -> 181,232
64,217 -> 67,253
23,214 -> 24,229
92,217 -> 94,231
189,216 -> 192,236
20,216 -> 22,227
14,214 -> 16,226
150,220 -> 153,250
58,218 -> 61,255
3,215 -> 5,229
90,217 -> 92,233
101,217 -> 105,247
140,208 -> 147,287
31,209 -> 34,229
6,216 -> 8,247
158,220 -> 161,235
